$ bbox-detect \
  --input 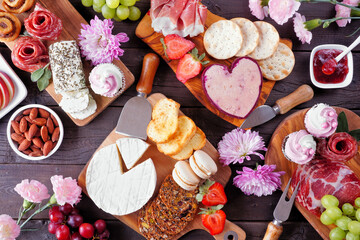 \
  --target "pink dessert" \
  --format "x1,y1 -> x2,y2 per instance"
304,103 -> 338,138
282,130 -> 316,165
